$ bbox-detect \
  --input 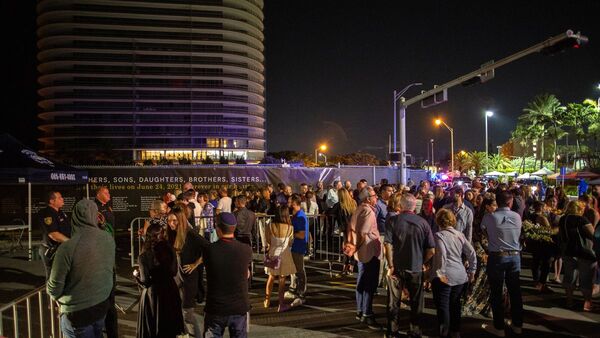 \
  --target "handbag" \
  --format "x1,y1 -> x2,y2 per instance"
263,223 -> 292,269
263,255 -> 281,269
